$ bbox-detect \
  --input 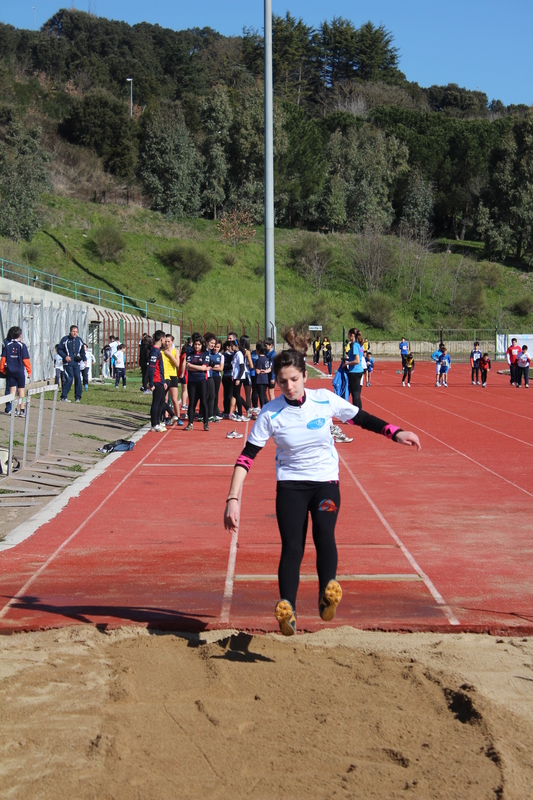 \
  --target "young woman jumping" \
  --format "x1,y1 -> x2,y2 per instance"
224,345 -> 421,636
